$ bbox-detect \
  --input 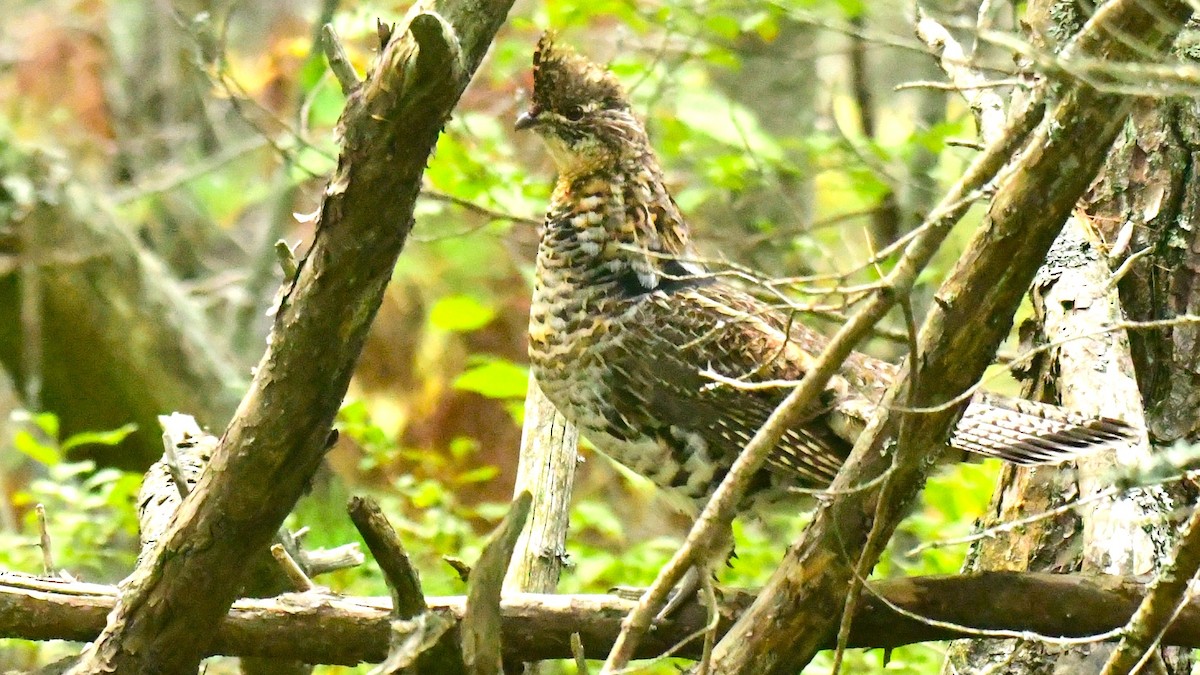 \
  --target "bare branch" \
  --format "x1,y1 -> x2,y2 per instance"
348,497 -> 426,619
35,504 -> 52,577
270,544 -> 316,592
915,10 -> 1007,144
322,23 -> 361,94
504,376 -> 578,595
462,492 -> 532,675
8,572 -> 1200,664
